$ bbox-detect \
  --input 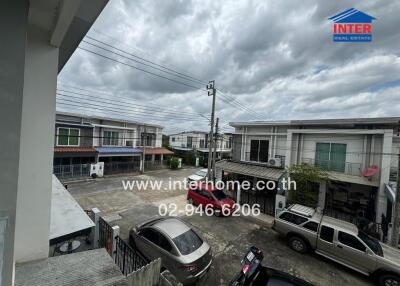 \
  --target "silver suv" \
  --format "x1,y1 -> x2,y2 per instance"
273,204 -> 400,286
